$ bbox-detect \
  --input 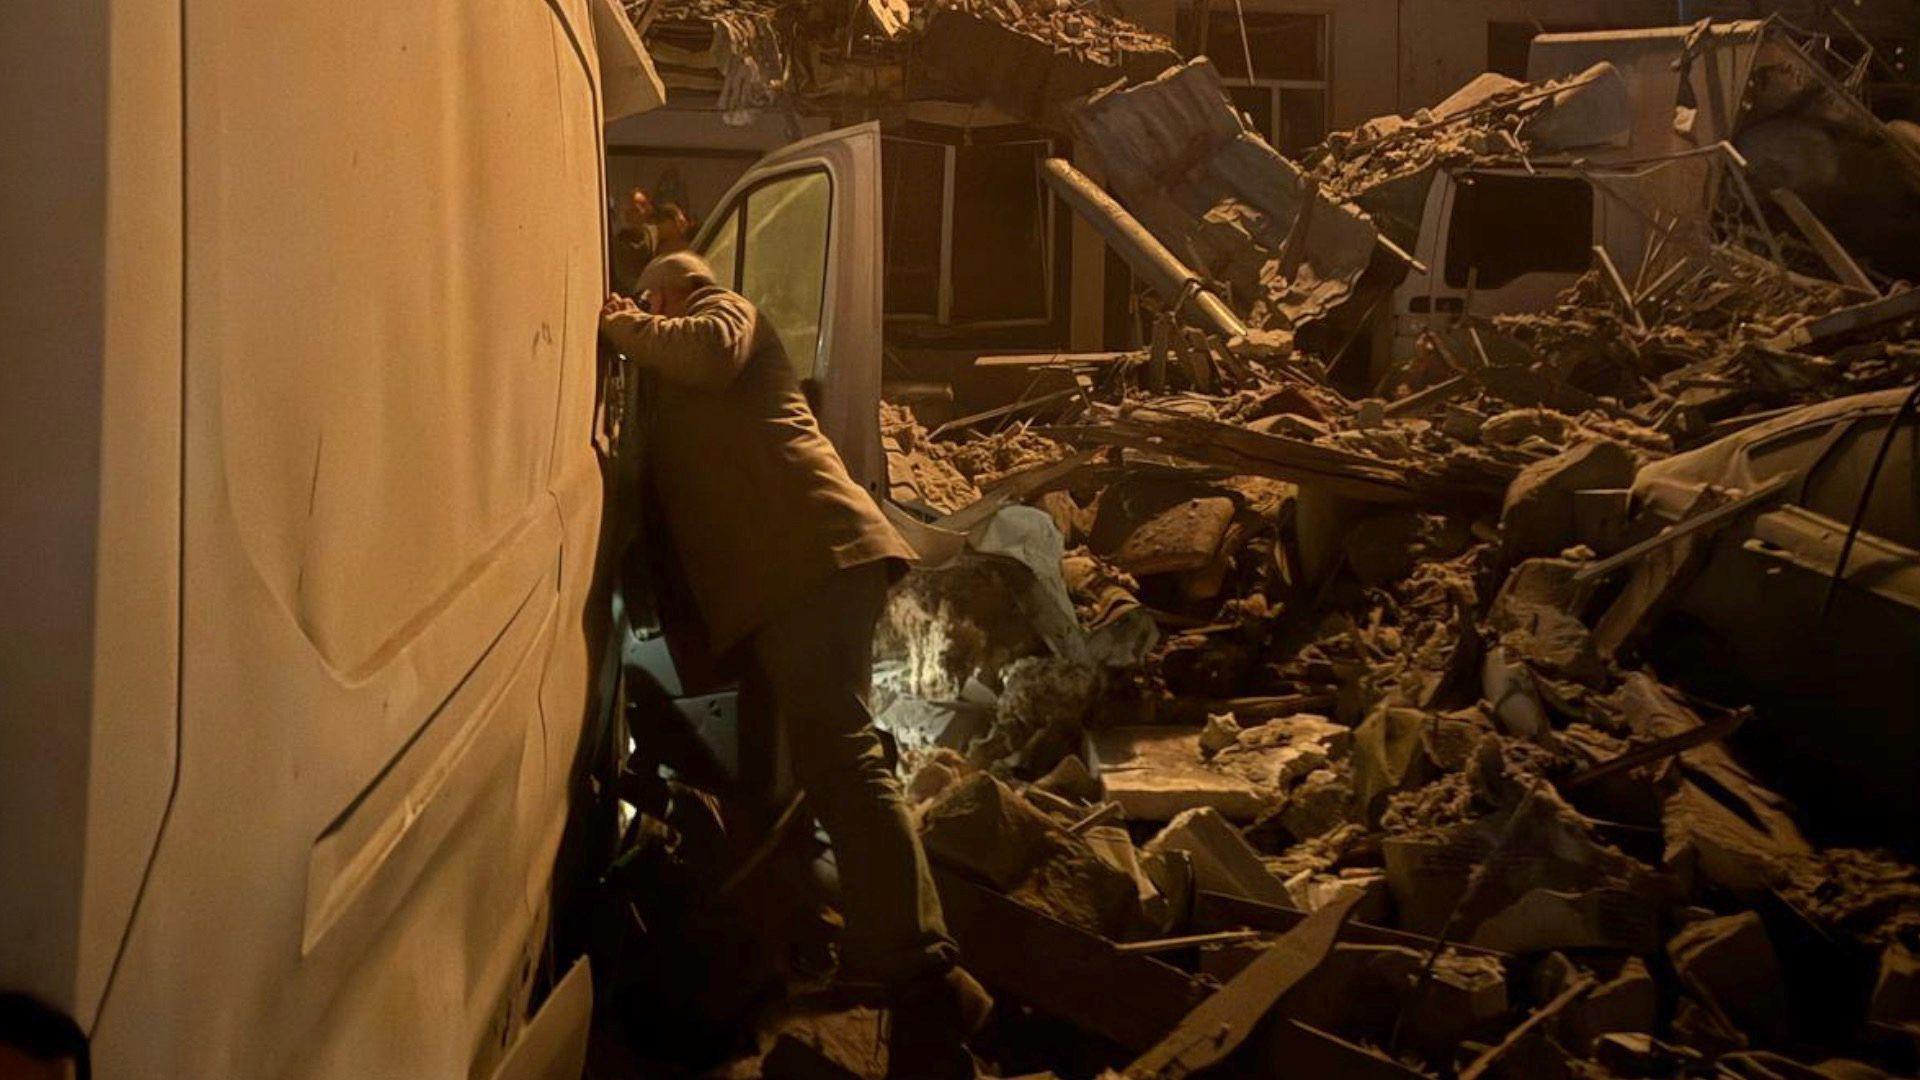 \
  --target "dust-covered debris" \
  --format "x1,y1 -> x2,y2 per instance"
608,5 -> 1920,1076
